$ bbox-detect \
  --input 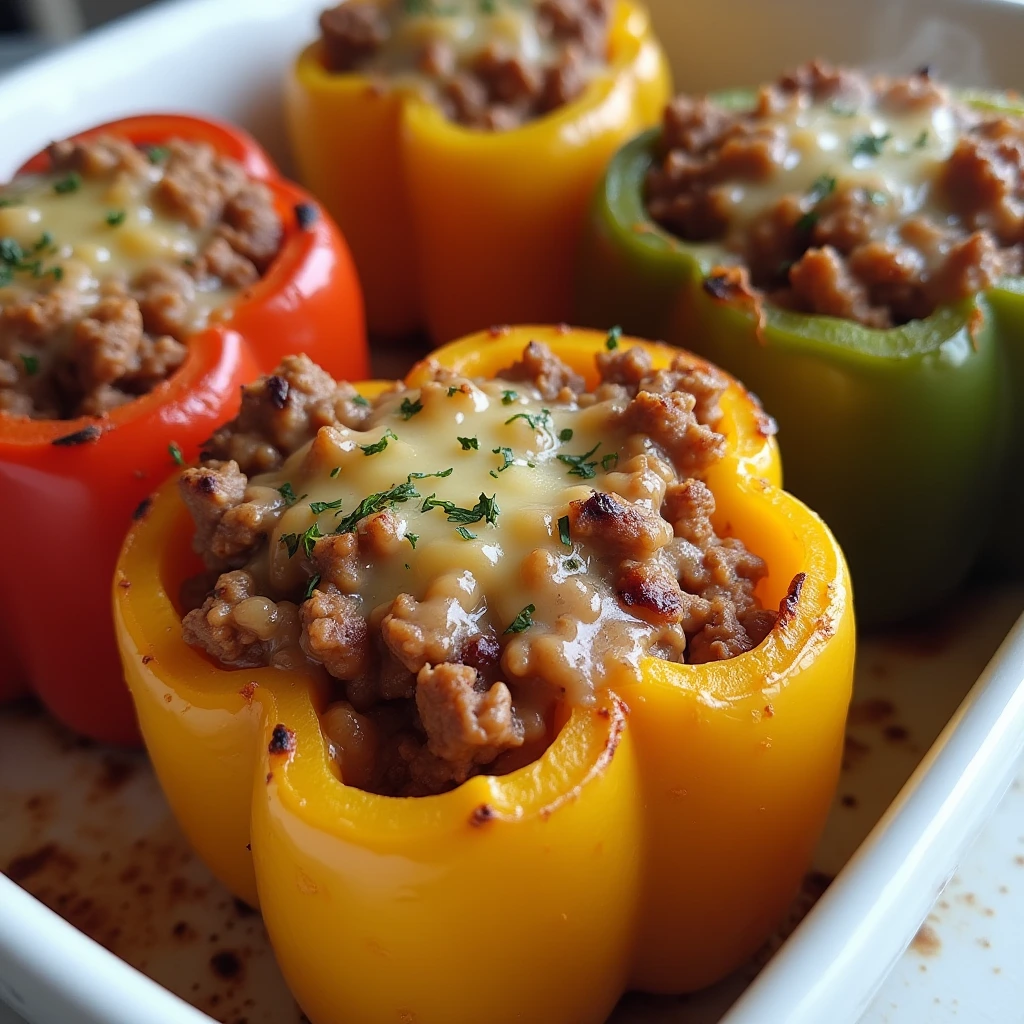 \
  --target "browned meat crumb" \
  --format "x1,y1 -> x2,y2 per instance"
501,338 -> 586,400
319,2 -> 390,72
300,588 -> 373,679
